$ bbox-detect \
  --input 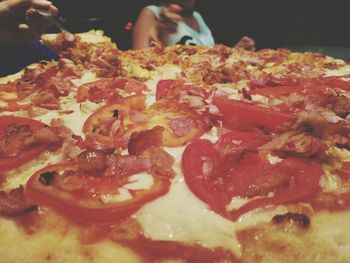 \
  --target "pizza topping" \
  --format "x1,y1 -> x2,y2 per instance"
25,162 -> 171,223
54,31 -> 76,52
0,123 -> 33,157
105,155 -> 152,177
0,186 -> 37,217
128,126 -> 164,155
39,171 -> 57,185
0,116 -> 62,172
0,124 -> 61,158
76,78 -> 146,103
271,212 -> 311,229
156,79 -> 177,101
261,130 -> 327,159
169,116 -> 196,137
84,95 -> 147,150
335,162 -> 350,181
77,150 -> 106,174
140,147 -> 175,178
148,101 -> 209,147
213,97 -> 295,134
182,134 -> 323,220
331,94 -> 350,118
